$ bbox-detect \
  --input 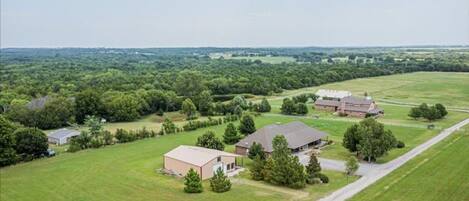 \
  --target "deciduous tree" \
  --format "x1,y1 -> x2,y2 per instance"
345,156 -> 359,176
14,128 -> 48,159
196,131 -> 224,150
181,98 -> 197,120
0,115 -> 18,166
